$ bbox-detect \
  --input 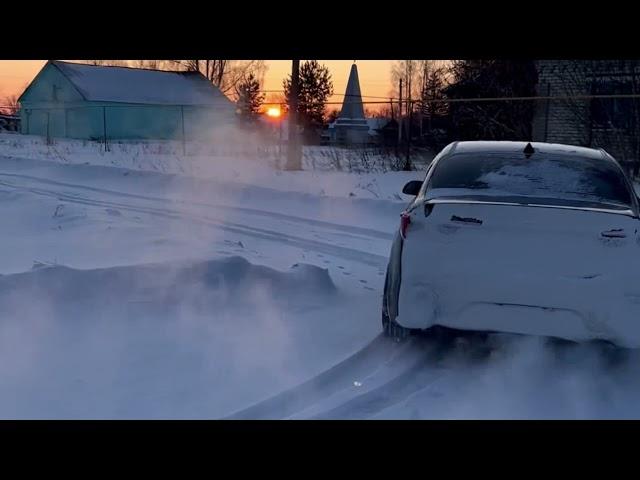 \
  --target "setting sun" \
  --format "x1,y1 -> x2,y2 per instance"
266,107 -> 281,118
